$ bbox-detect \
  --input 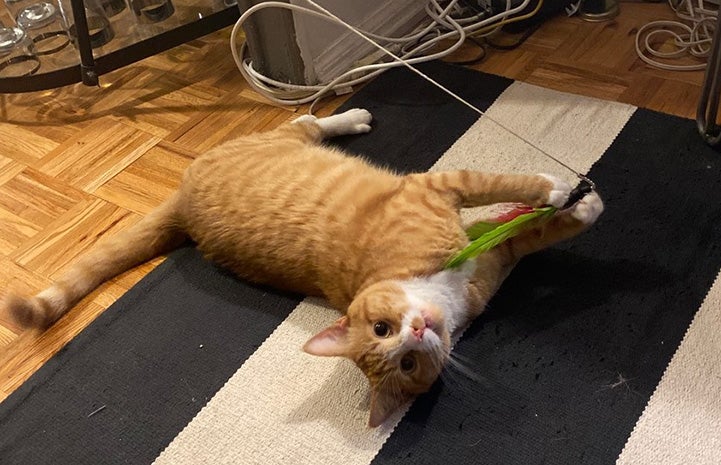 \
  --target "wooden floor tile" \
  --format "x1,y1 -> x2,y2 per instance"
472,2 -> 706,114
0,122 -> 59,166
0,156 -> 26,188
0,325 -> 17,348
635,78 -> 701,119
0,169 -> 89,256
173,99 -> 295,151
525,61 -> 630,102
94,141 -> 198,215
0,168 -> 88,226
0,258 -> 52,295
111,73 -> 228,139
0,211 -> 36,257
36,117 -> 161,193
10,199 -> 141,280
